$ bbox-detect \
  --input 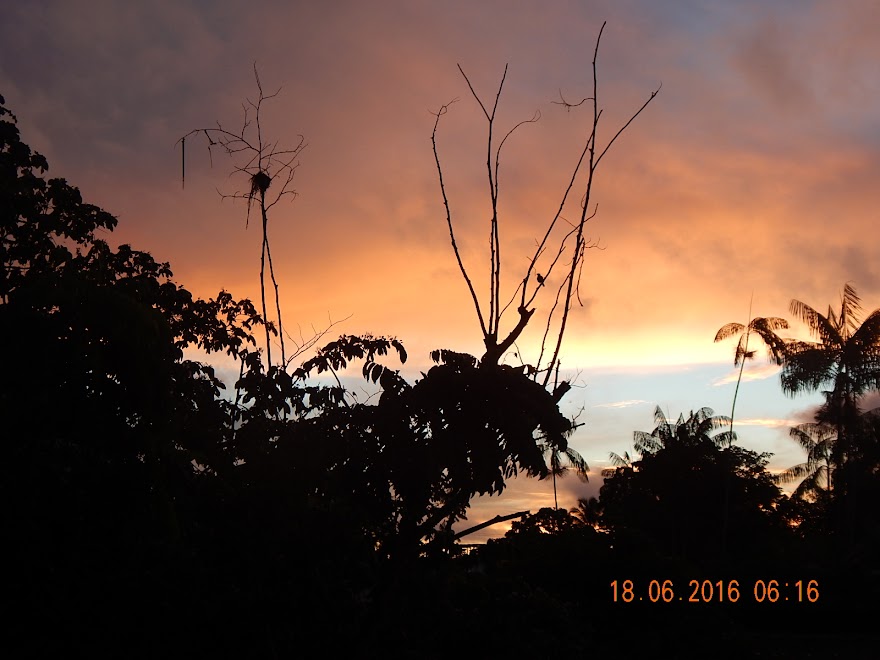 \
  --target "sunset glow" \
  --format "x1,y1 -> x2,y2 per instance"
3,0 -> 878,536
